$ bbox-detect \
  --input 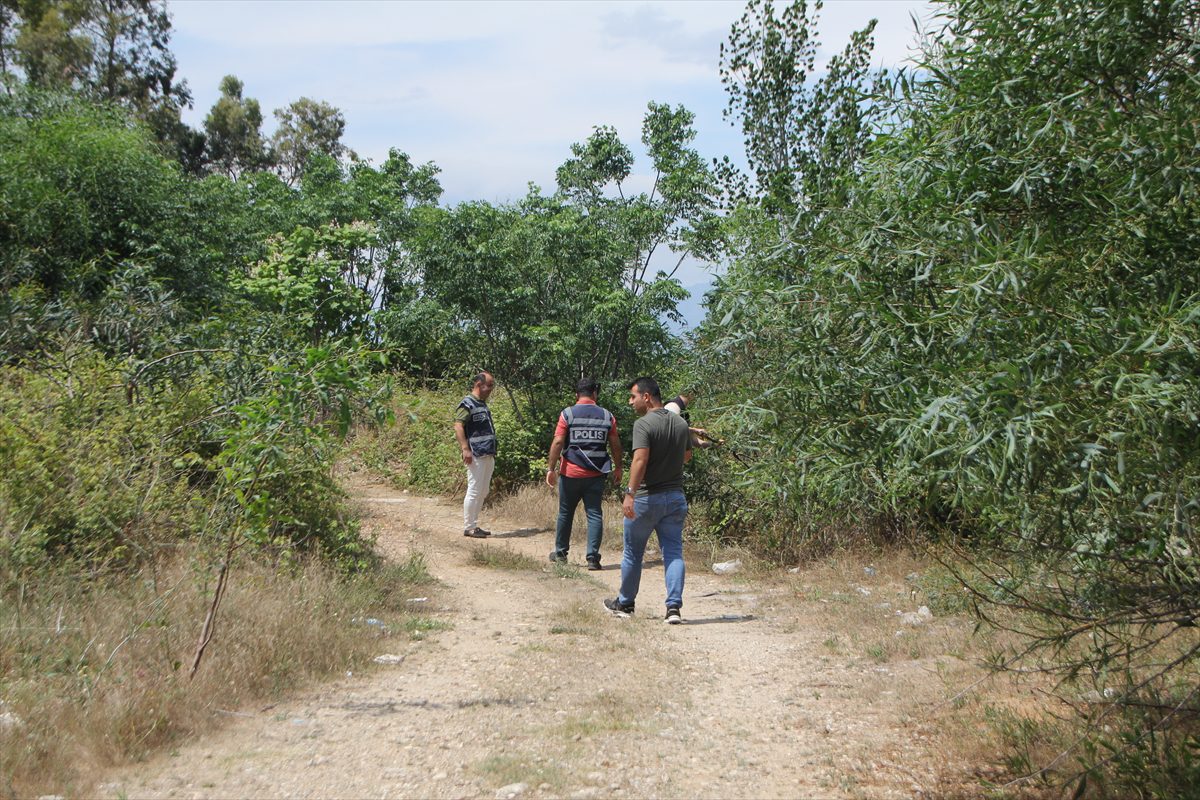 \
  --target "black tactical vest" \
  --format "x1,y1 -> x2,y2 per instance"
459,395 -> 497,456
562,403 -> 613,474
